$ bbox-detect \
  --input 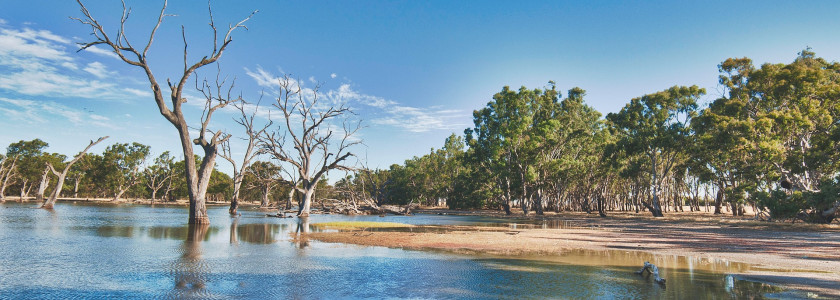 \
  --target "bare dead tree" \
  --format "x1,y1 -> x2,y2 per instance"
219,98 -> 272,215
73,0 -> 255,223
0,156 -> 18,201
259,75 -> 362,216
42,137 -> 109,209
